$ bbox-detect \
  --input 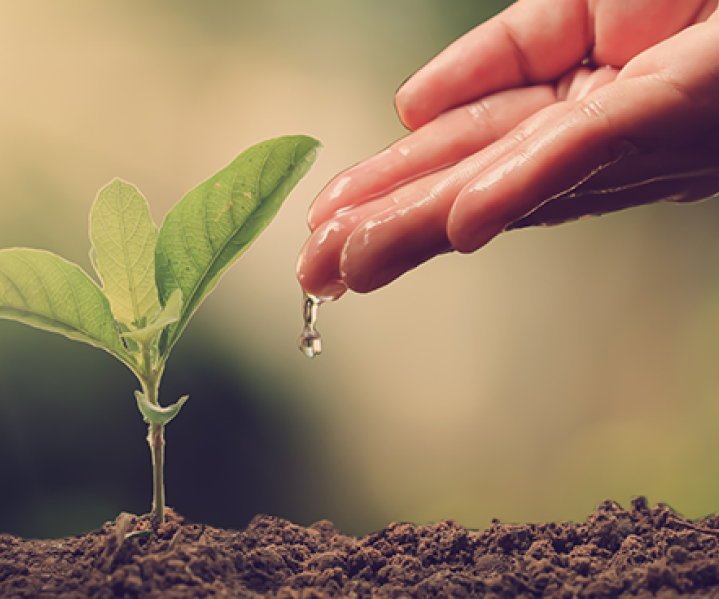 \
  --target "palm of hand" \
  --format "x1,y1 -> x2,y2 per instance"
298,0 -> 719,298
